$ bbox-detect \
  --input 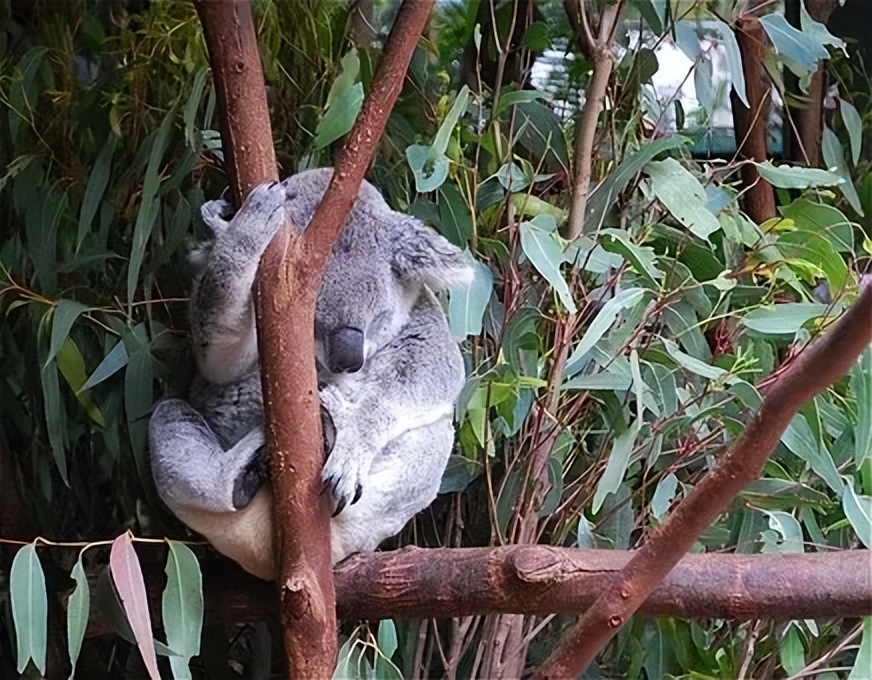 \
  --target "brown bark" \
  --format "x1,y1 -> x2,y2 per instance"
731,7 -> 776,224
82,547 -> 872,638
533,280 -> 872,680
784,0 -> 838,166
562,0 -> 621,239
195,1 -> 435,676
